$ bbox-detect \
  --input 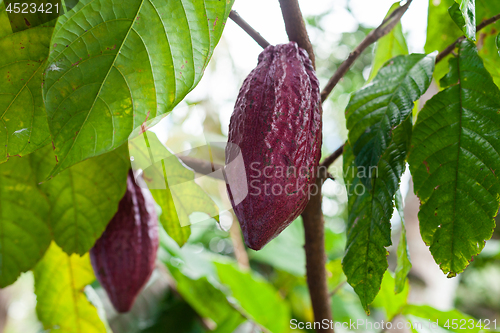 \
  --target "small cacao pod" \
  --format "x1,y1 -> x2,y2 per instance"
90,170 -> 159,313
226,41 -> 322,250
